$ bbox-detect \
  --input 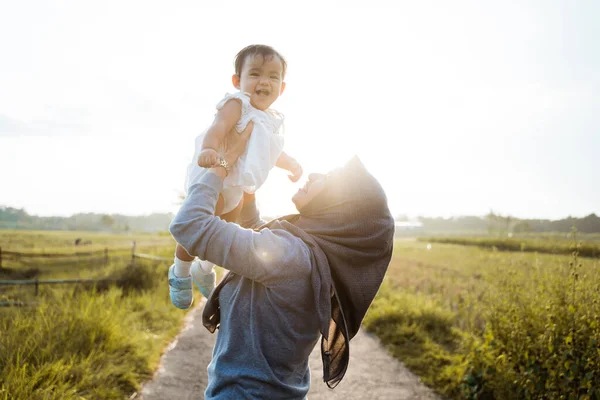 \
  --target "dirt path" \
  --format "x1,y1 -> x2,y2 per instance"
138,301 -> 440,400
